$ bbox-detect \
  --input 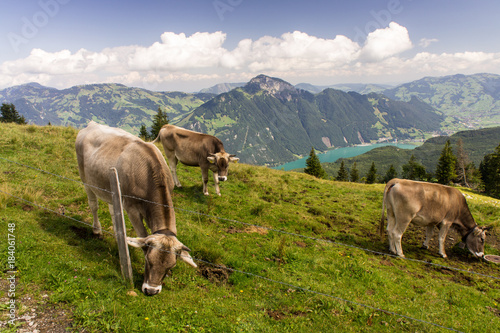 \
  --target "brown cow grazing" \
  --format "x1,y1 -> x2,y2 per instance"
380,178 -> 486,258
76,121 -> 197,295
153,124 -> 239,196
